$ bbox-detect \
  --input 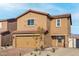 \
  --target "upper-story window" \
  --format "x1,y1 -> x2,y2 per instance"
0,22 -> 2,29
27,19 -> 34,26
56,19 -> 61,27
